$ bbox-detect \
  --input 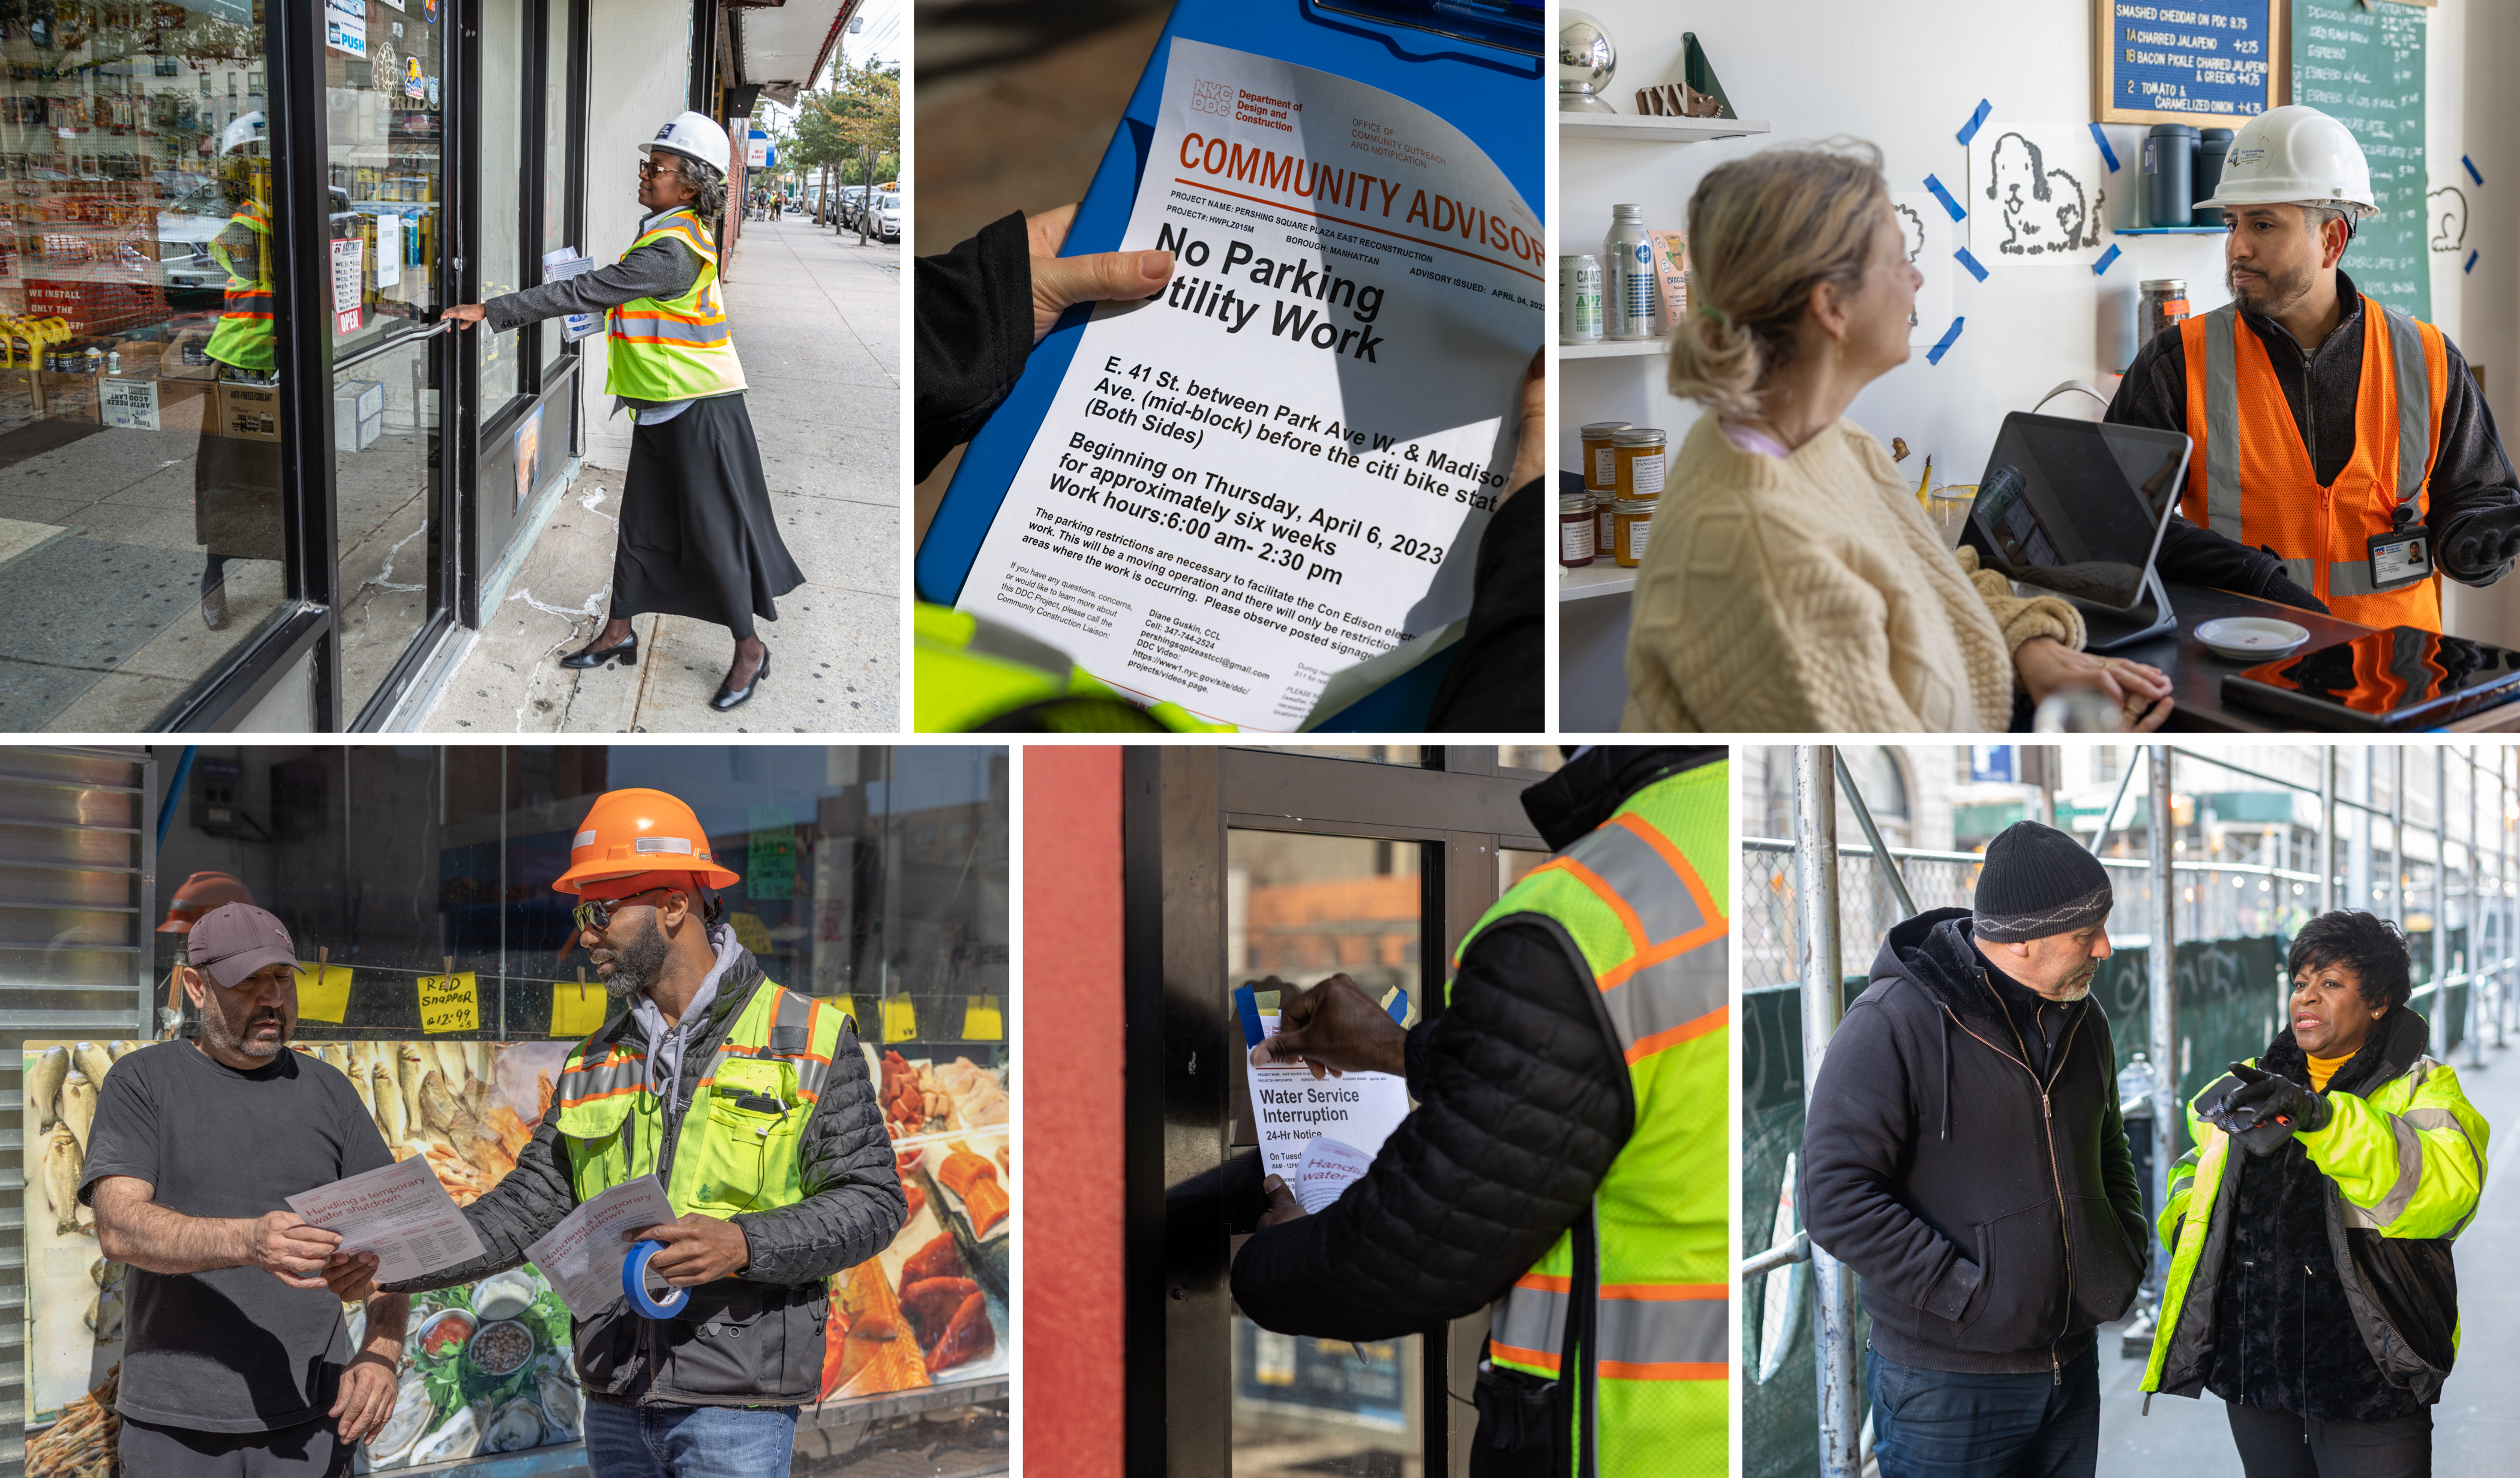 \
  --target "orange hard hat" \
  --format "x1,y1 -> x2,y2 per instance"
160,870 -> 254,933
551,788 -> 739,895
